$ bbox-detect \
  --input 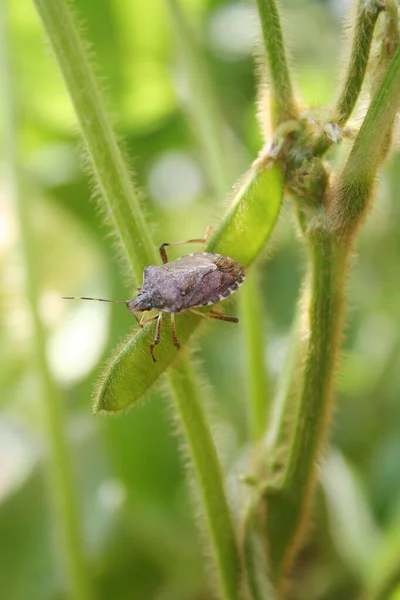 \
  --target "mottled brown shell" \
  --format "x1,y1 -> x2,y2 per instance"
128,253 -> 246,314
